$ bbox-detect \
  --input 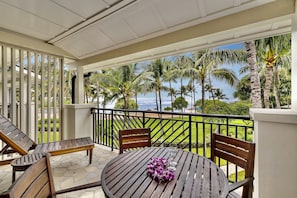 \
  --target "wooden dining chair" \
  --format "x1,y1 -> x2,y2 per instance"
211,133 -> 256,198
119,128 -> 151,154
0,153 -> 101,198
